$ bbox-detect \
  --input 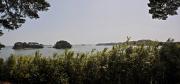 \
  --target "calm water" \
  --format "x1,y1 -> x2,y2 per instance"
0,45 -> 112,59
